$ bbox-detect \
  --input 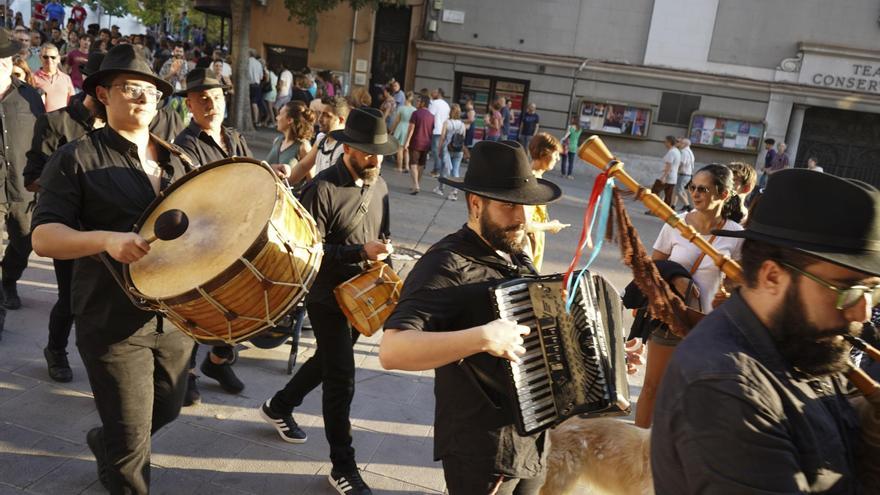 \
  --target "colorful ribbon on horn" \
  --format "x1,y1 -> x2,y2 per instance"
563,176 -> 615,312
